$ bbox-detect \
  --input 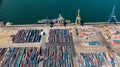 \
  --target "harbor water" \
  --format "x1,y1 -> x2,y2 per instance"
0,0 -> 120,24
